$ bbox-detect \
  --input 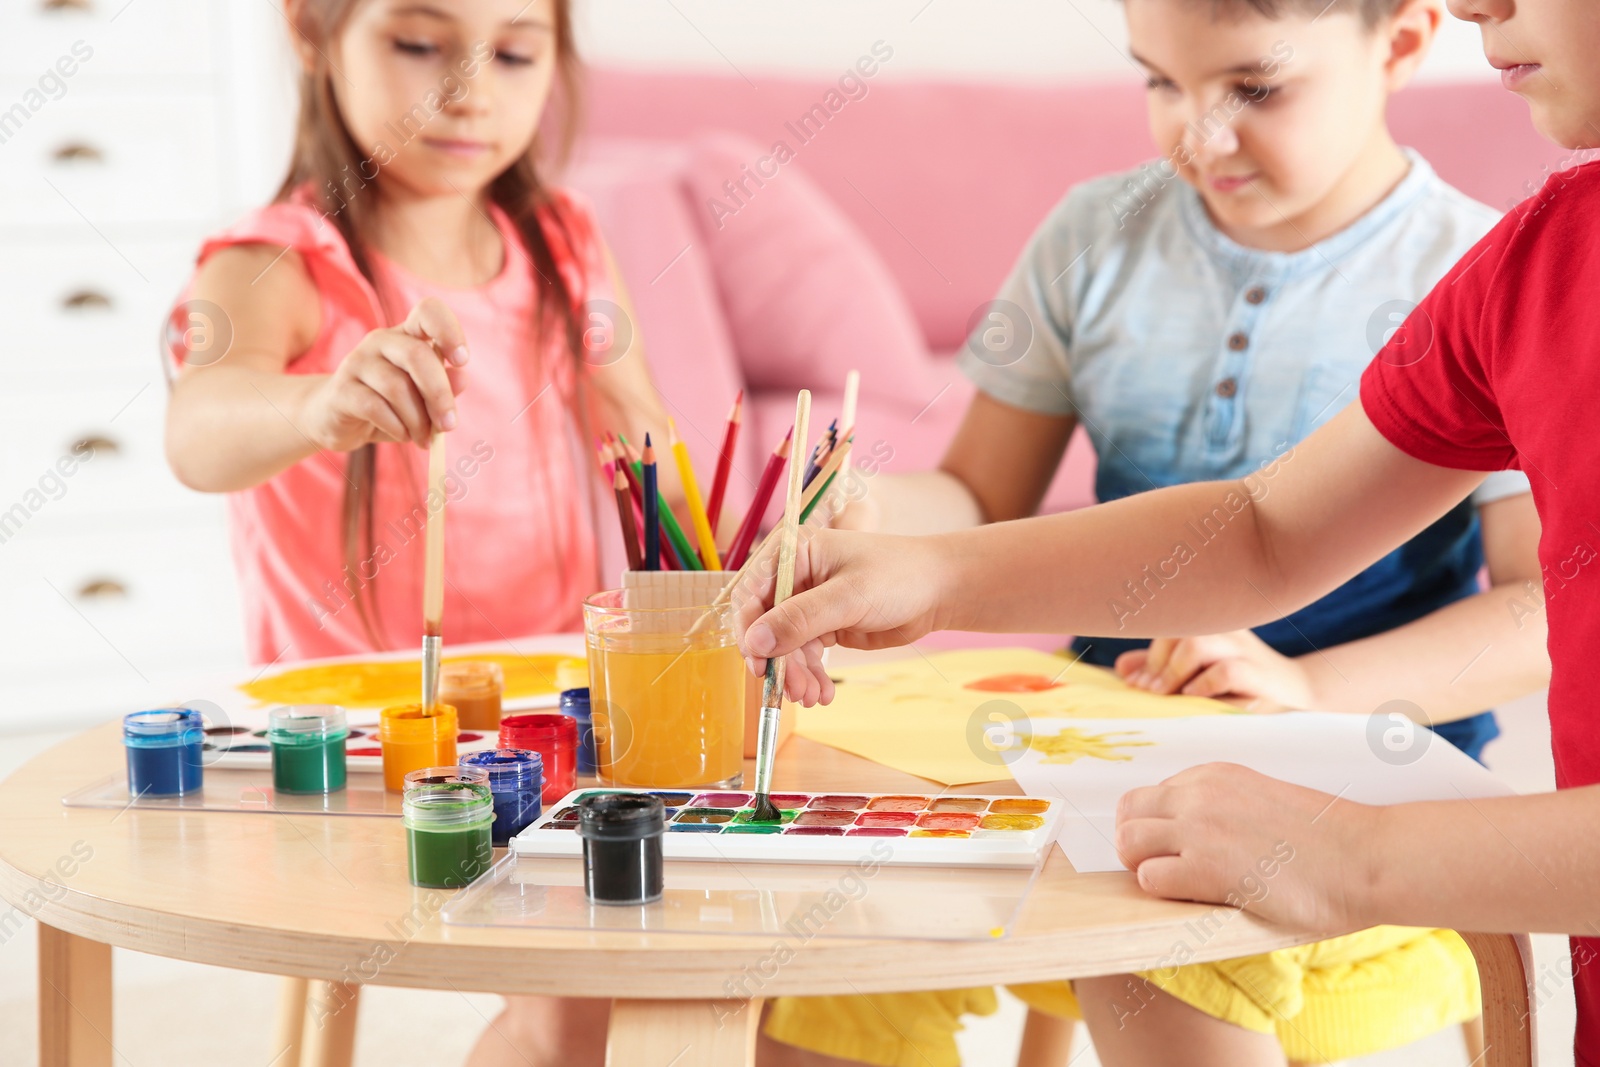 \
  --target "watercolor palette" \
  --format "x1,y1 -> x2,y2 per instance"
511,789 -> 1062,868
